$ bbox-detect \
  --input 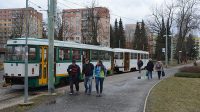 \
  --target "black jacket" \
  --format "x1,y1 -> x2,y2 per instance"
67,64 -> 80,78
82,63 -> 94,77
146,61 -> 154,71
